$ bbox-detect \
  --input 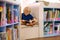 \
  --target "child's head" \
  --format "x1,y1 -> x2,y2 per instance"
23,7 -> 31,15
